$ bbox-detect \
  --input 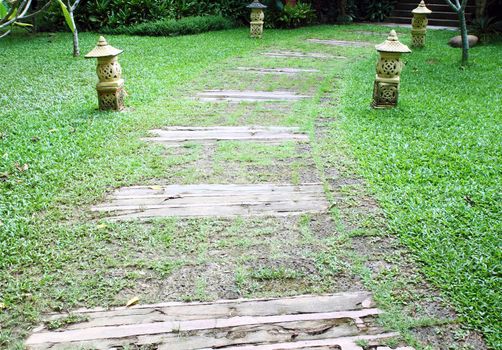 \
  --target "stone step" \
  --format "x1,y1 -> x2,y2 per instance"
386,16 -> 461,27
393,9 -> 459,20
